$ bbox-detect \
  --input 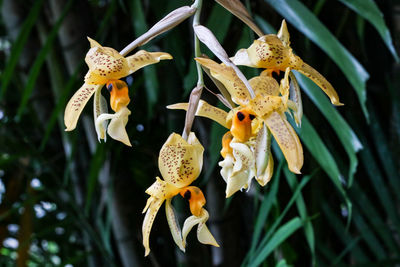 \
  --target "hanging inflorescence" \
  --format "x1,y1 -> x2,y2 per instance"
63,0 -> 342,256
